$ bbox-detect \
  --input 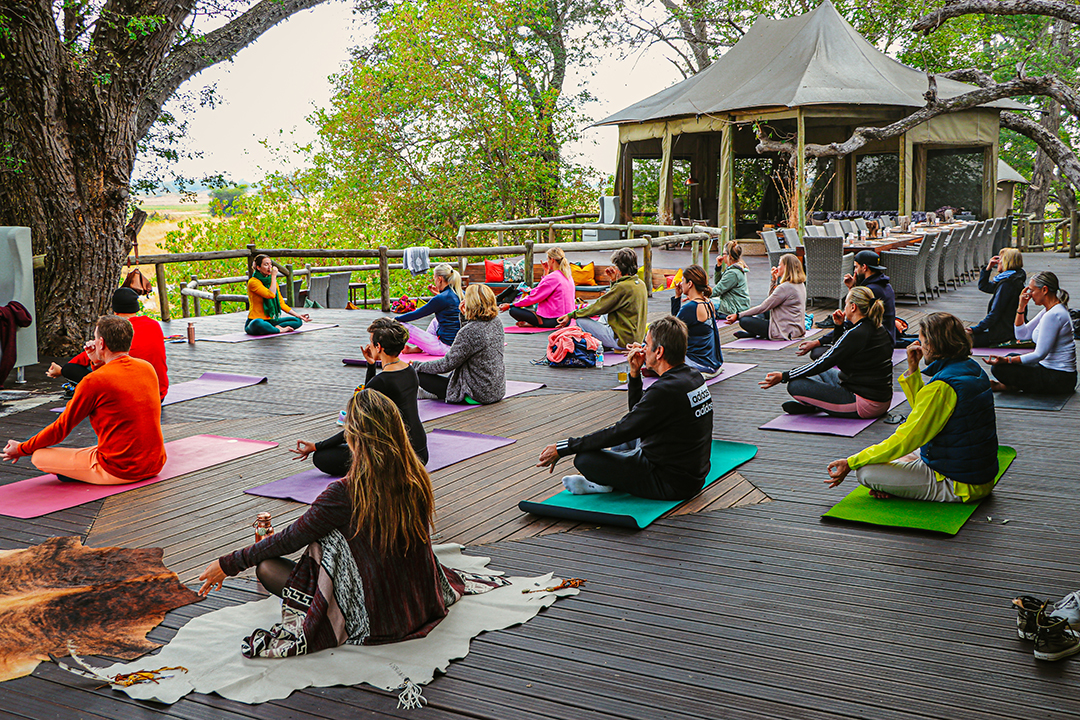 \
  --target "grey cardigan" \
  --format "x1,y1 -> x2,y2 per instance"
739,282 -> 807,341
414,317 -> 506,404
